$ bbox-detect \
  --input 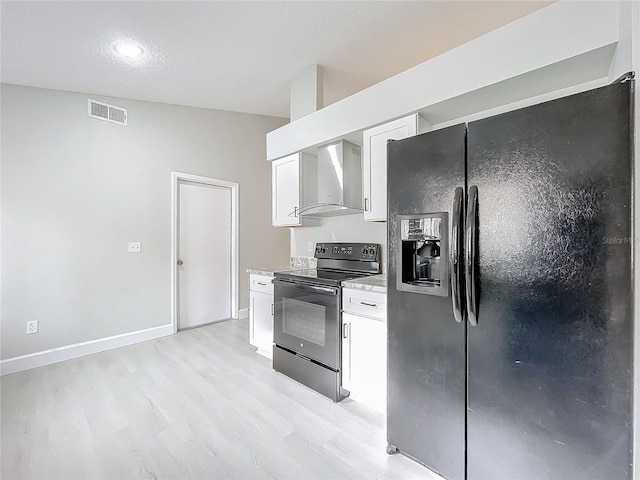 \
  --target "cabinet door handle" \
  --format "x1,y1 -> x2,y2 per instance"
360,301 -> 377,307
343,323 -> 349,338
257,282 -> 267,286
294,206 -> 298,217
364,197 -> 369,211
271,304 -> 274,316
